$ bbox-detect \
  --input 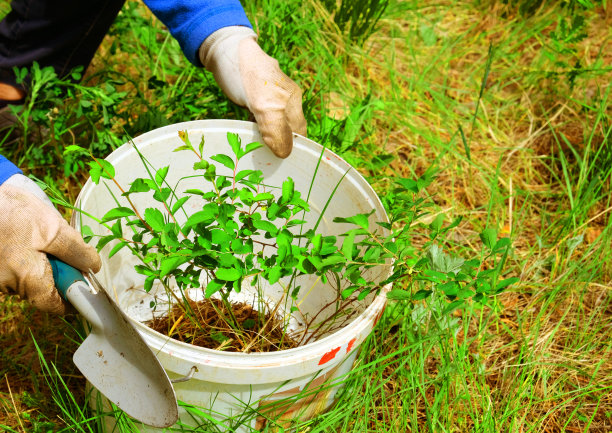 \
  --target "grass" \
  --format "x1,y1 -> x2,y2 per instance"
1,0 -> 611,432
